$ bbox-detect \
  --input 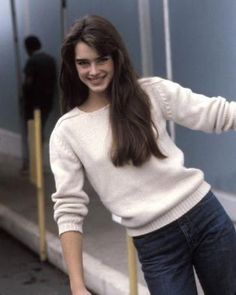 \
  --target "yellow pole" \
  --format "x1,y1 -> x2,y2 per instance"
37,187 -> 47,261
34,109 -> 43,189
34,109 -> 47,261
28,119 -> 36,184
127,234 -> 138,295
